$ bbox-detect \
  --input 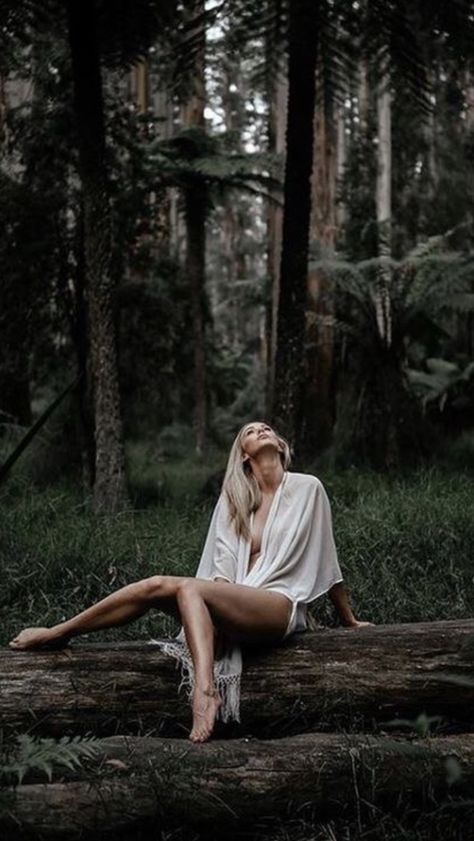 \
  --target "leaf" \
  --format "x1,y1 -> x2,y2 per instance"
445,756 -> 463,787
425,358 -> 459,377
0,734 -> 101,786
104,758 -> 129,771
